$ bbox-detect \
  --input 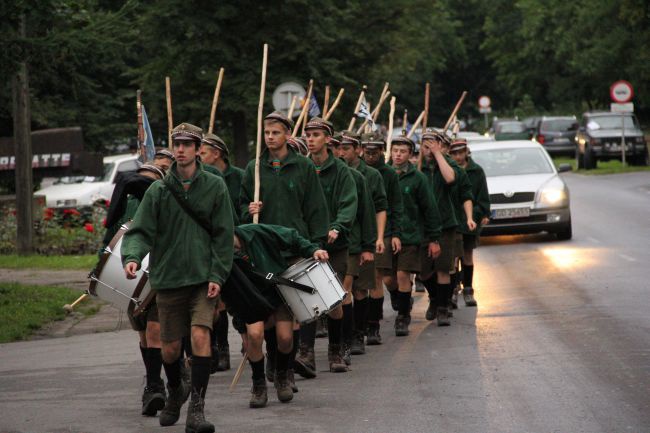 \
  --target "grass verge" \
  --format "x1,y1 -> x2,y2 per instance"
0,254 -> 97,270
0,283 -> 85,343
553,157 -> 650,175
